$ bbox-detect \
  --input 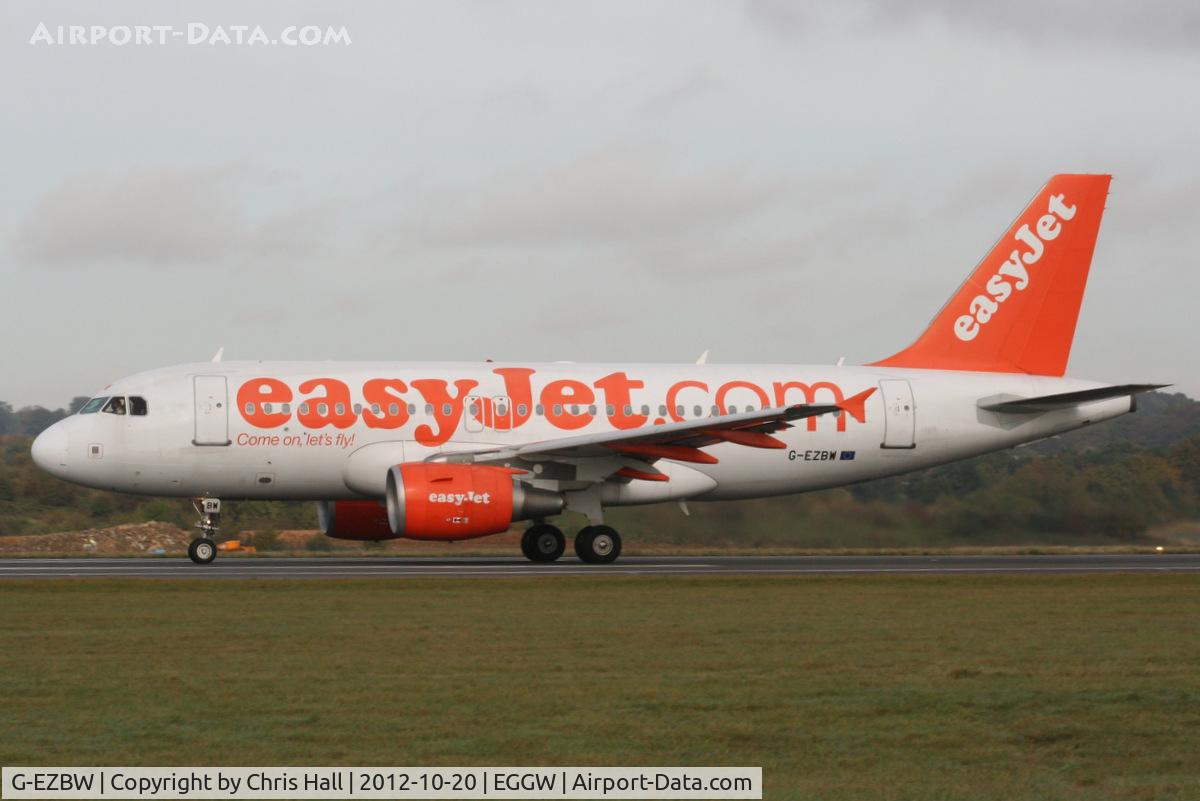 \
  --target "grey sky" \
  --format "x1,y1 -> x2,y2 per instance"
1,0 -> 1197,407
